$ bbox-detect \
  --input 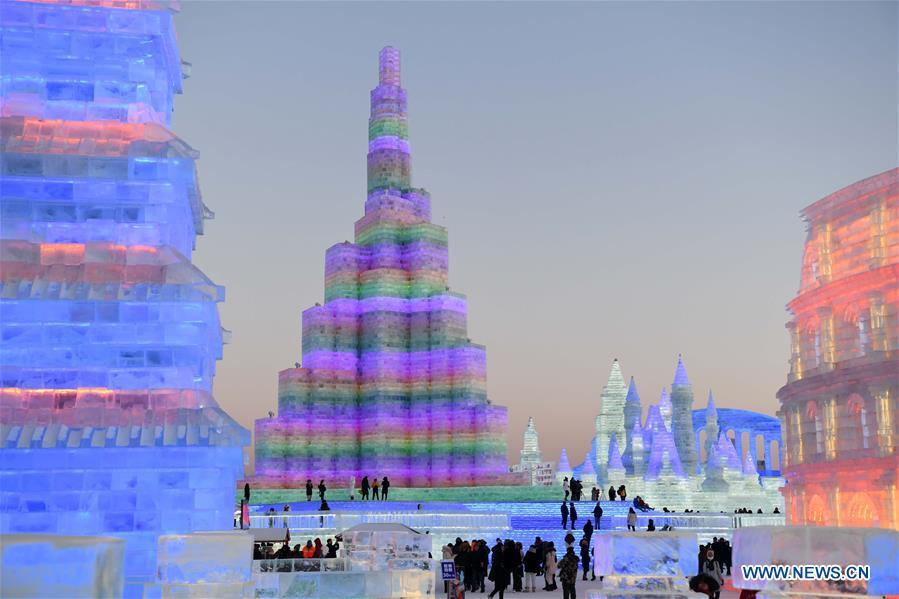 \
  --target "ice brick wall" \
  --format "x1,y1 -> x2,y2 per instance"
0,0 -> 250,593
254,47 -> 510,488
